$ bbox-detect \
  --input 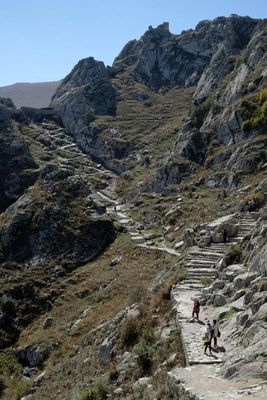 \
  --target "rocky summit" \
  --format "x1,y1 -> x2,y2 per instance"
0,15 -> 267,400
